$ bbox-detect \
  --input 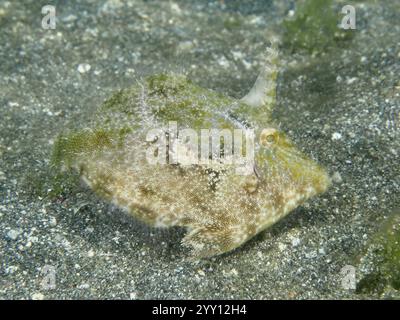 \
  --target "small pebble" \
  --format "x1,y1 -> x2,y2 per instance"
77,63 -> 91,73
278,243 -> 287,251
331,132 -> 342,141
77,283 -> 90,289
332,172 -> 343,184
7,229 -> 21,240
31,292 -> 45,300
87,249 -> 95,257
291,237 -> 301,247
217,56 -> 230,68
346,77 -> 358,85
130,292 -> 137,299
197,269 -> 205,277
